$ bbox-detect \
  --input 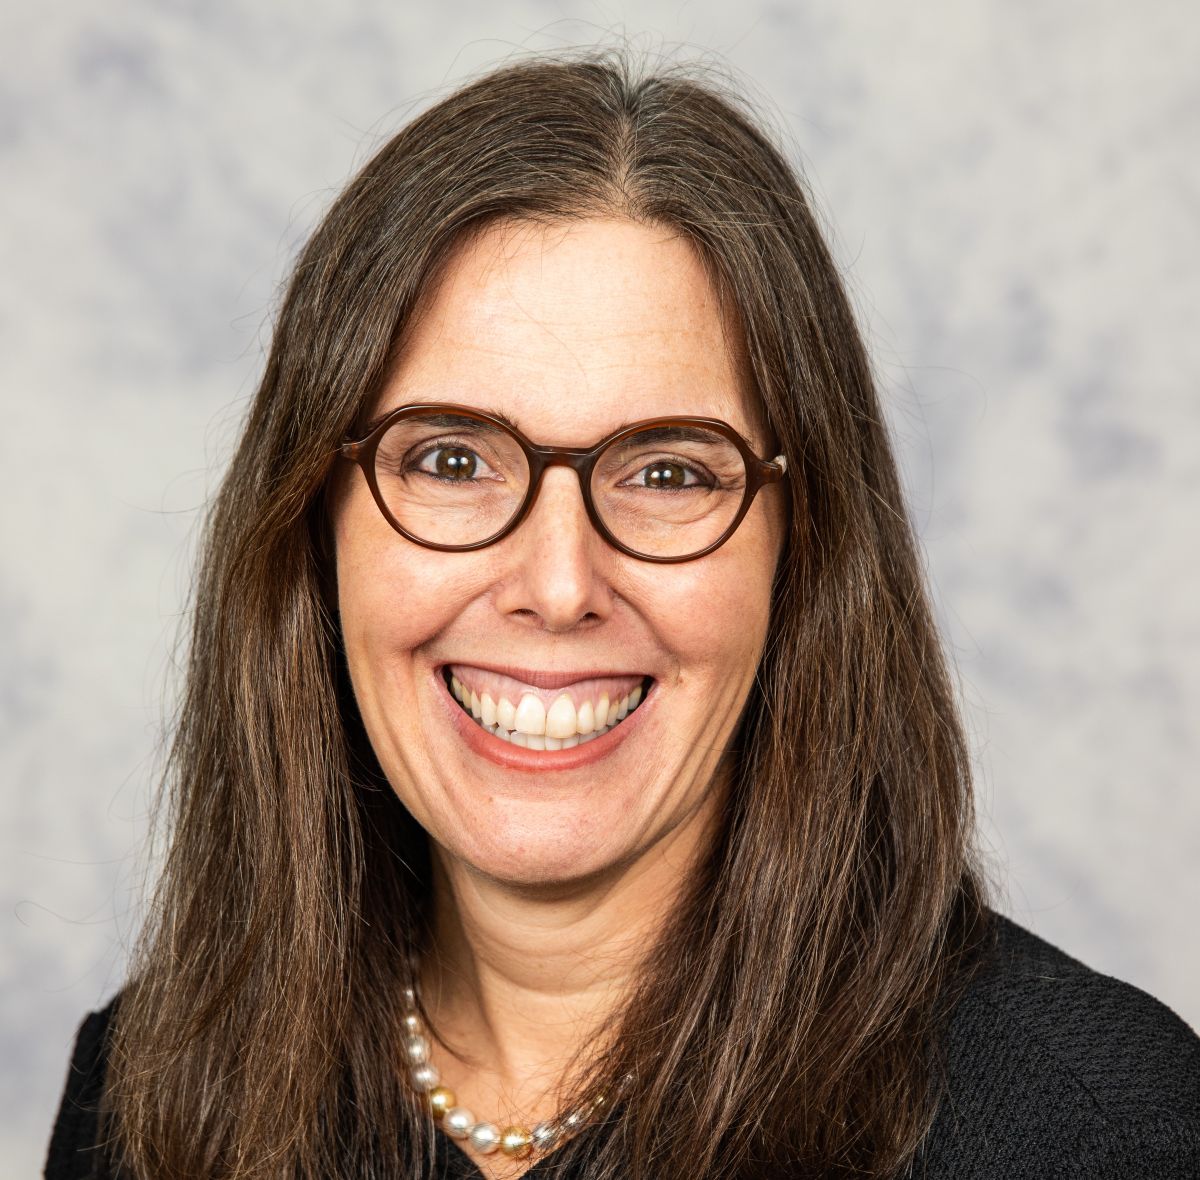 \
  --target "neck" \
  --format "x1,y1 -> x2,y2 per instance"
422,792 -> 721,1103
